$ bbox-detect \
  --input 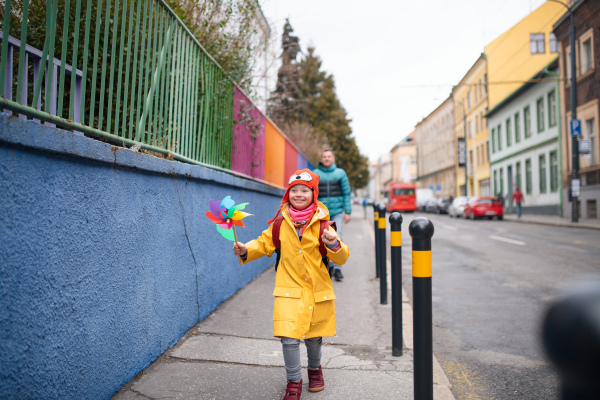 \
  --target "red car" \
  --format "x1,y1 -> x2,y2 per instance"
464,196 -> 504,220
